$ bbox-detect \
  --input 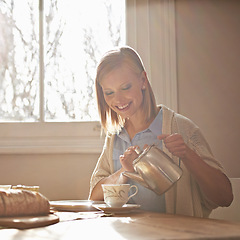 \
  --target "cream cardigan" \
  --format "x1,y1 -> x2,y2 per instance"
89,105 -> 224,217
